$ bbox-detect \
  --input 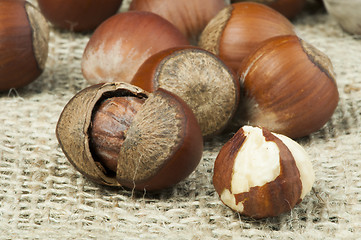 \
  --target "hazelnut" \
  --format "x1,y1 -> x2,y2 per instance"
213,125 -> 315,219
37,0 -> 123,32
129,0 -> 228,44
230,0 -> 306,19
131,46 -> 239,138
198,2 -> 295,72
235,35 -> 339,139
0,0 -> 49,92
81,11 -> 189,85
56,82 -> 203,191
